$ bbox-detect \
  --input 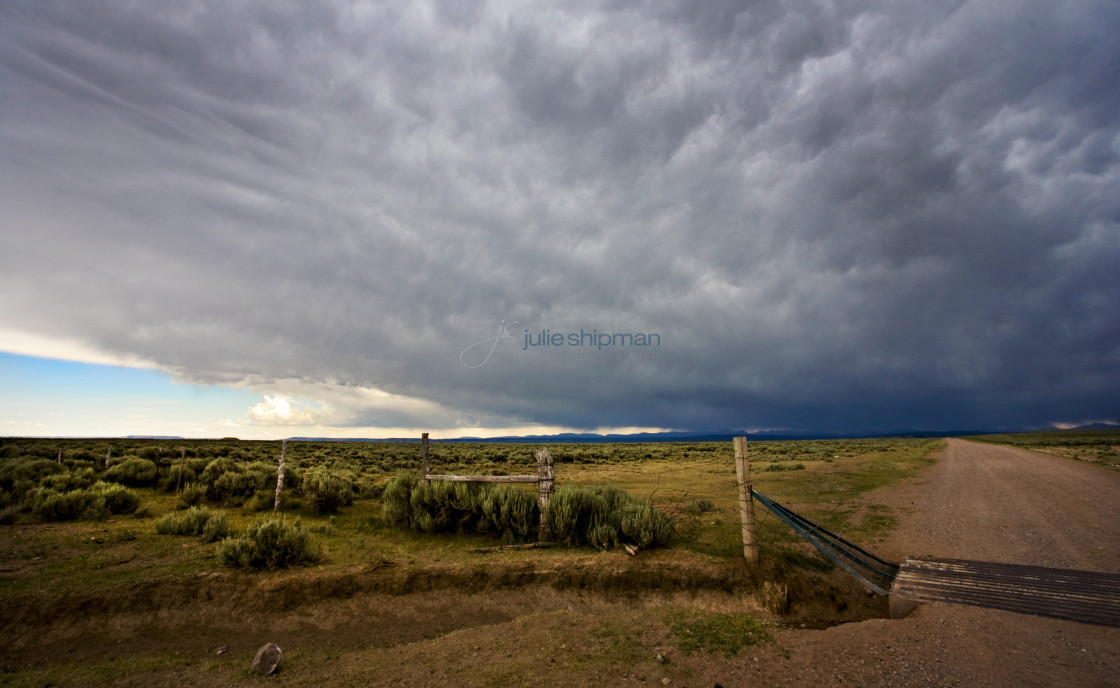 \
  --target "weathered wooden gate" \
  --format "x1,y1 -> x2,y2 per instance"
419,433 -> 555,542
